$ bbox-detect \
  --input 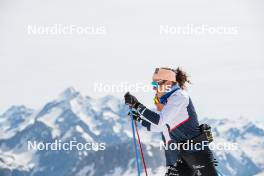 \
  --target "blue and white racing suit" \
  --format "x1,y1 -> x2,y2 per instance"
139,85 -> 201,165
